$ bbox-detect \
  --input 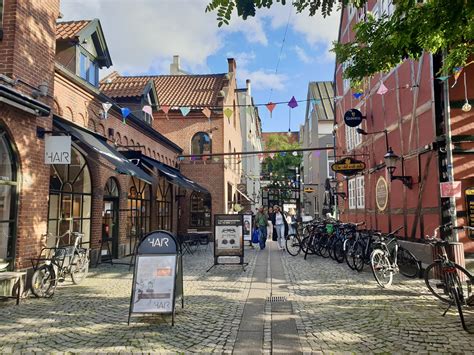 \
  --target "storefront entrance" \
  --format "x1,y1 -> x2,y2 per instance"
126,177 -> 151,254
0,127 -> 18,268
102,178 -> 119,258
